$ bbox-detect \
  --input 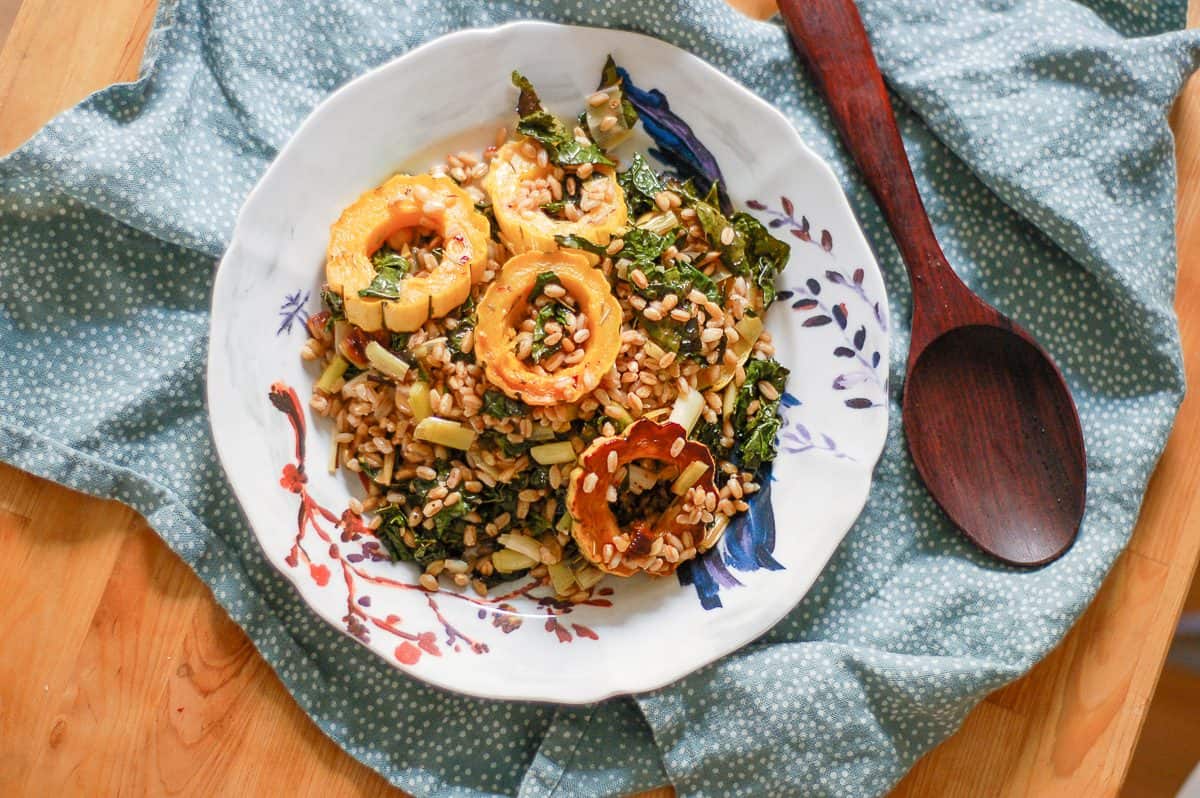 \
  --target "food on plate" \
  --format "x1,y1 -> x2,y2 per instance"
474,250 -> 622,406
325,173 -> 490,332
301,57 -> 792,600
